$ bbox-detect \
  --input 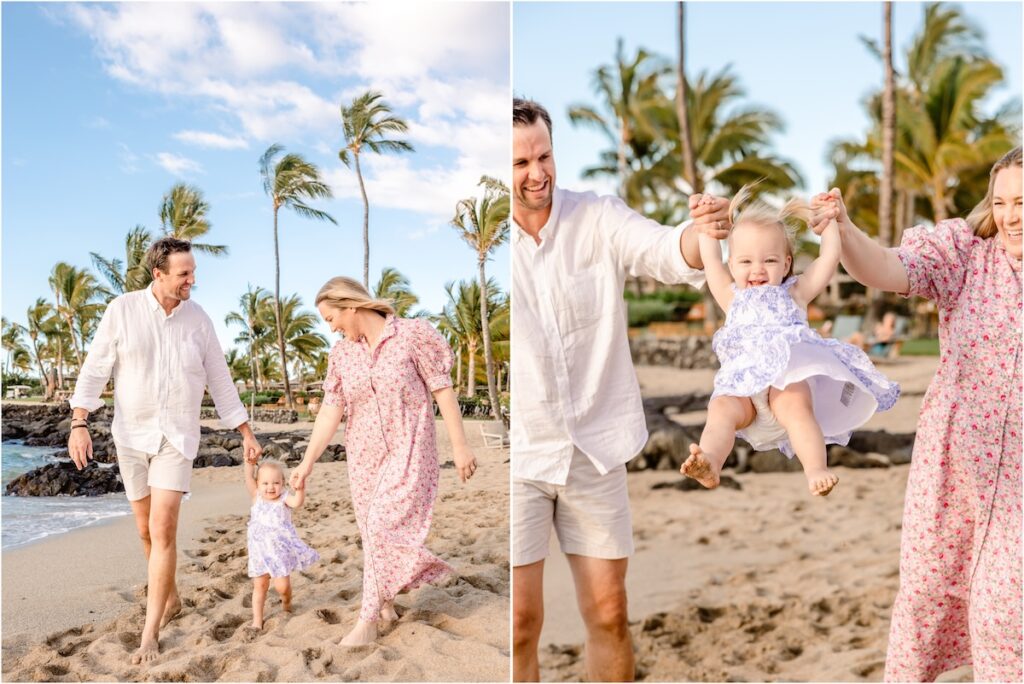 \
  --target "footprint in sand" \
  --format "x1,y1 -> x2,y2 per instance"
46,625 -> 93,657
314,608 -> 341,624
210,614 -> 246,642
